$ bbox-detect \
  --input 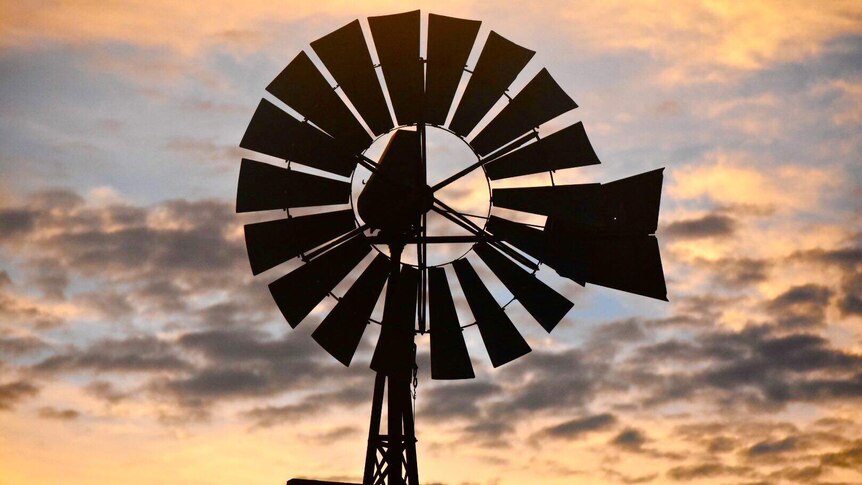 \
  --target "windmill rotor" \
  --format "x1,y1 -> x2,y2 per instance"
236,10 -> 668,485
